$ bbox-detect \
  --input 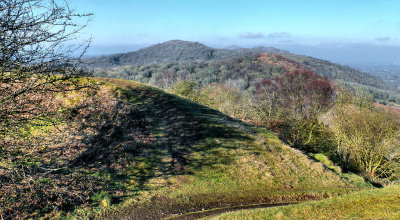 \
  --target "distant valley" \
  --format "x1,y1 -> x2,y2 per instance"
350,63 -> 400,89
